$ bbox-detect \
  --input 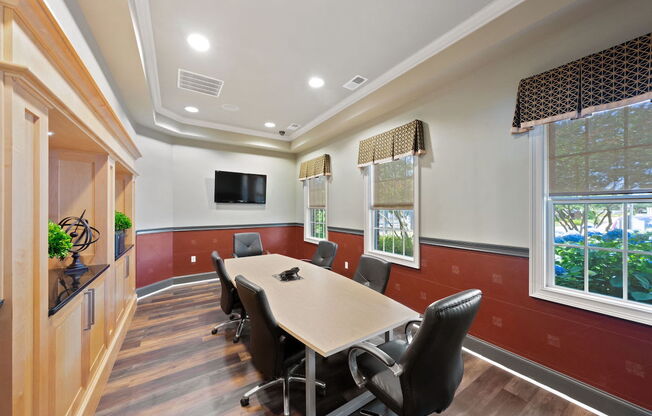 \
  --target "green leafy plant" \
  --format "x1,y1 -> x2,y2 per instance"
115,211 -> 132,232
48,220 -> 72,260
